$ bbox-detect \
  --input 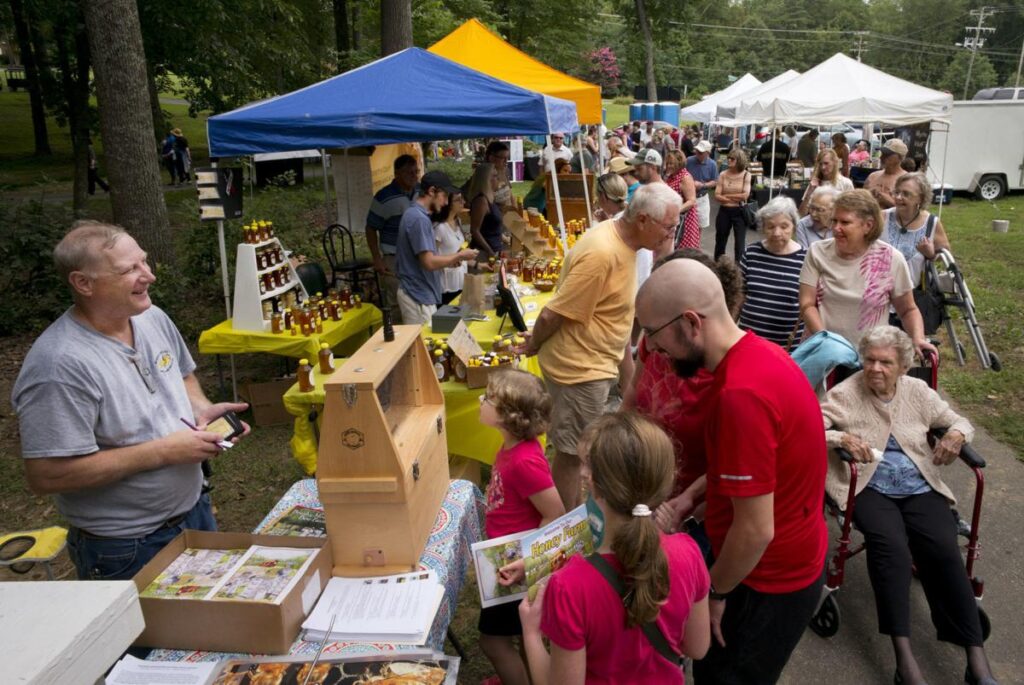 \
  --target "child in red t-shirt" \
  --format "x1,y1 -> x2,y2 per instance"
519,412 -> 711,685
478,369 -> 565,685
